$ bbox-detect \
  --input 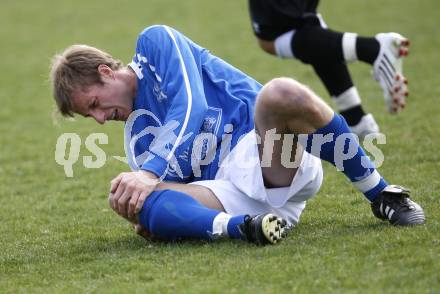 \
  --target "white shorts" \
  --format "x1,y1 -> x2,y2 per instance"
191,130 -> 323,225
